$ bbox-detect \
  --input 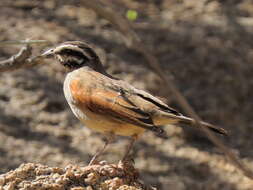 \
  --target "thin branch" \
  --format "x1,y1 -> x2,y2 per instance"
0,45 -> 46,72
81,0 -> 253,179
0,40 -> 49,46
